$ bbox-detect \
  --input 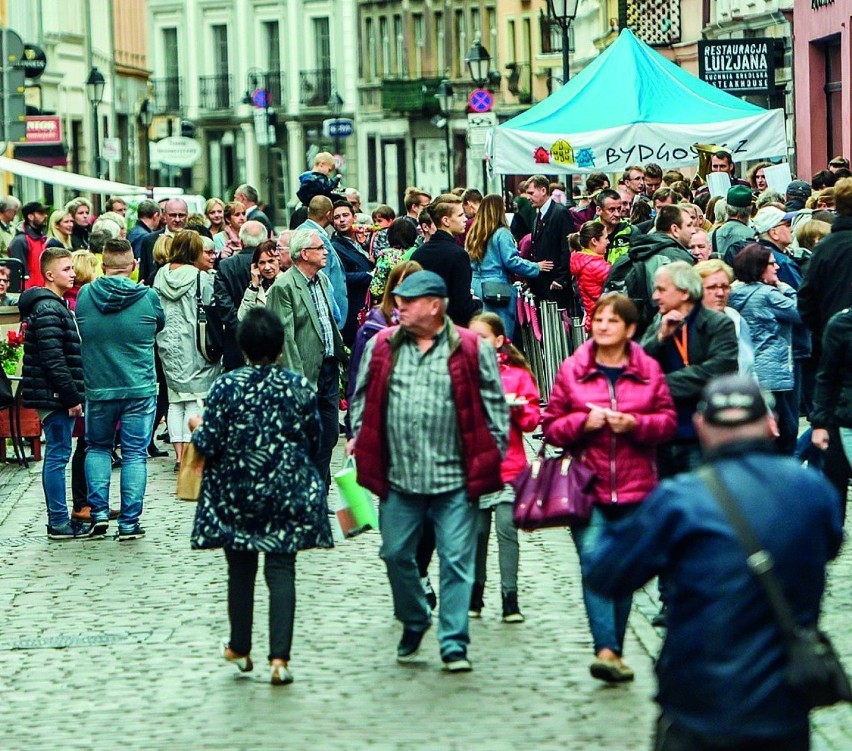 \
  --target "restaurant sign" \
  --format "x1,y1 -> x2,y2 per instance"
698,38 -> 775,96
